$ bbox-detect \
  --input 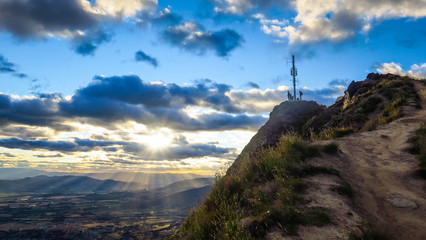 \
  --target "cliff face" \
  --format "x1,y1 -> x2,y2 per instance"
174,74 -> 426,240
